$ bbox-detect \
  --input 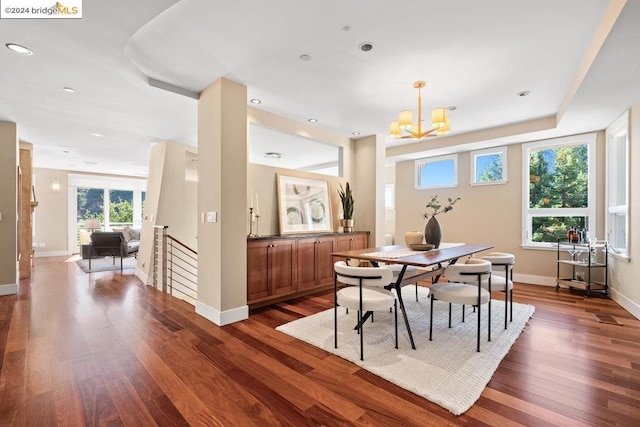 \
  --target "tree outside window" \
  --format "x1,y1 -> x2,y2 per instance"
523,134 -> 596,245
